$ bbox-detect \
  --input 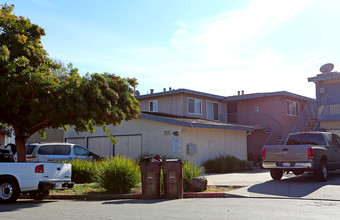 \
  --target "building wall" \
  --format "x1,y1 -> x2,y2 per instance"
63,118 -> 248,166
320,120 -> 340,136
315,78 -> 340,106
182,127 -> 247,166
139,93 -> 228,122
235,95 -> 308,135
28,128 -> 64,143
